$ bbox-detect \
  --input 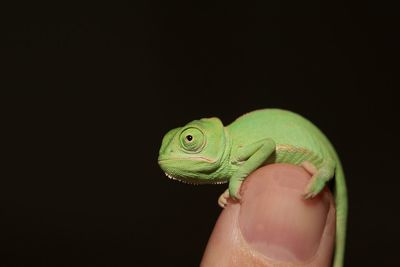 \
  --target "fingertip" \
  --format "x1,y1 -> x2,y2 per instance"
201,164 -> 336,267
